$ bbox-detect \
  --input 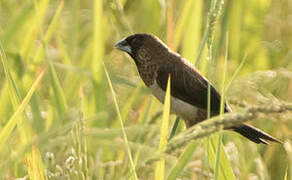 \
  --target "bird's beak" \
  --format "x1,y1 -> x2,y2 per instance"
114,38 -> 132,54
